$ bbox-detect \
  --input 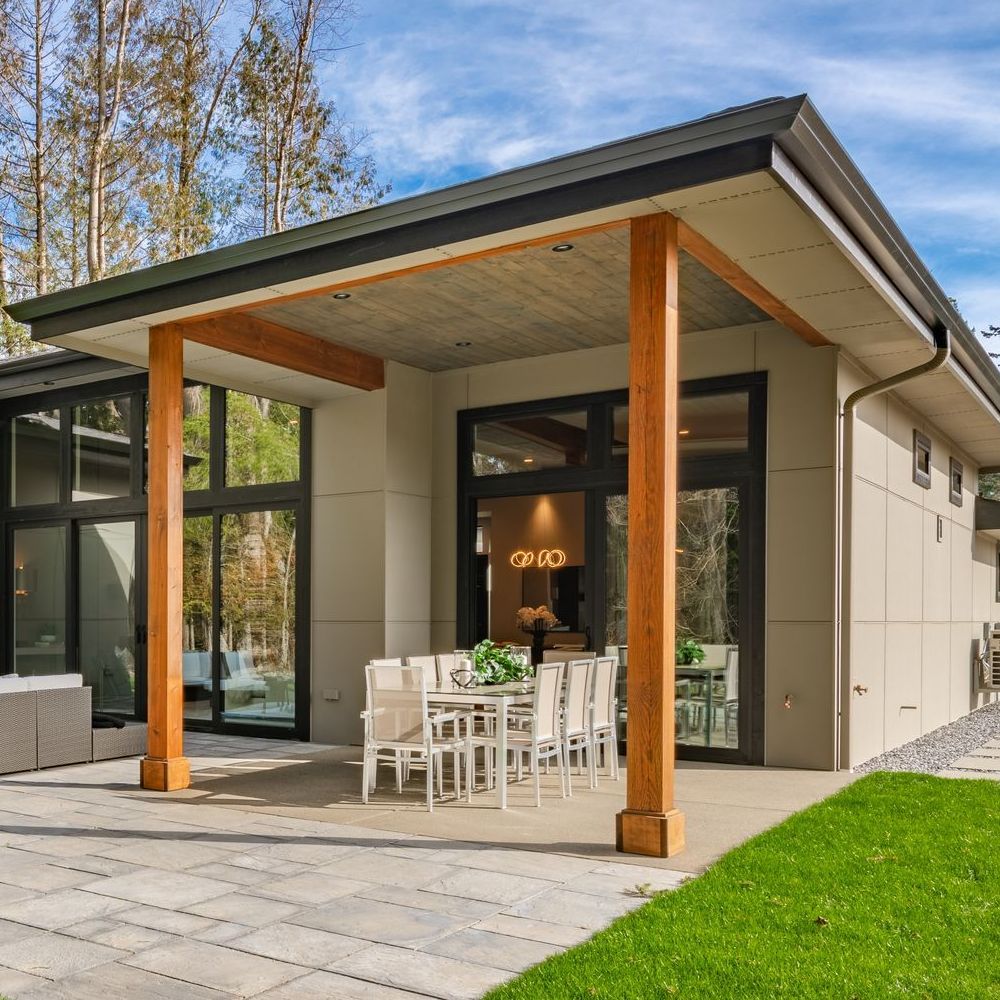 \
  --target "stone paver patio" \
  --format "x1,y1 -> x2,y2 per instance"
0,735 -> 689,1000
